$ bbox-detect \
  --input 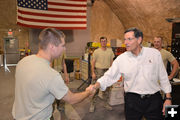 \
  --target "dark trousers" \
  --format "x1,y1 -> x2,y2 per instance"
124,91 -> 164,120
